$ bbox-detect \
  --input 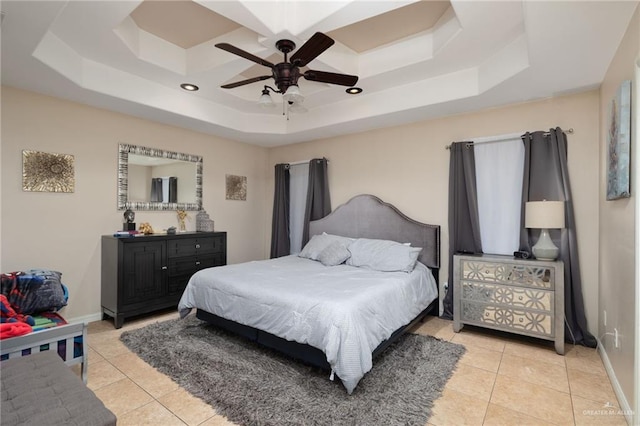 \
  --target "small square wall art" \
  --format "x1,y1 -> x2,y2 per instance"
226,174 -> 247,201
22,150 -> 75,193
